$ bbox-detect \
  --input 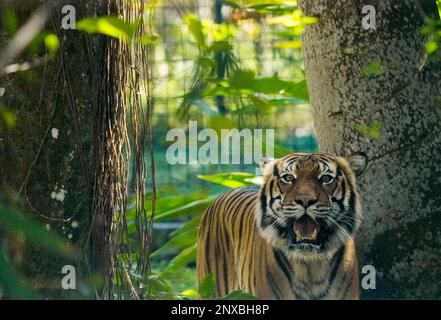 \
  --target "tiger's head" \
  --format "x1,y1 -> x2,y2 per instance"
256,152 -> 367,260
